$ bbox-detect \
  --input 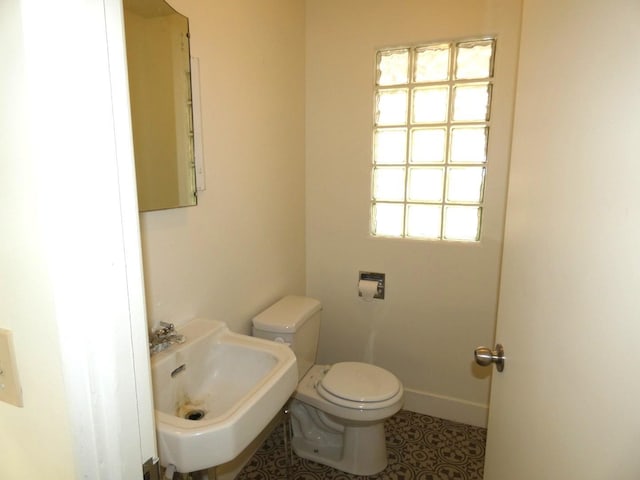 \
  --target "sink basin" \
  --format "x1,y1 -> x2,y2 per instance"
150,318 -> 297,473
